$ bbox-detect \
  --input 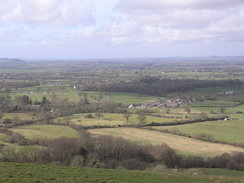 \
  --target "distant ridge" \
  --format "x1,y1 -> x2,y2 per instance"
0,58 -> 26,63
